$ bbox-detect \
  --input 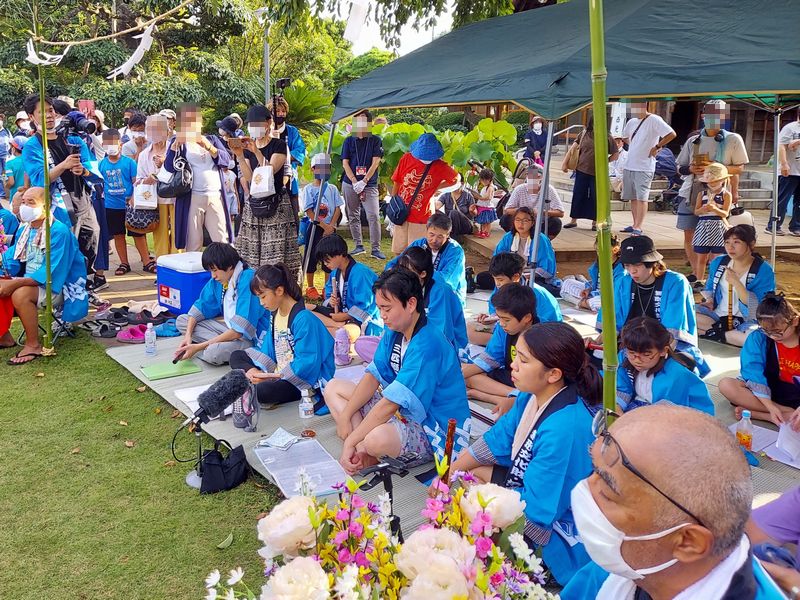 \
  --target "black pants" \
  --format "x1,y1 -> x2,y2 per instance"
449,209 -> 474,236
229,350 -> 301,405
